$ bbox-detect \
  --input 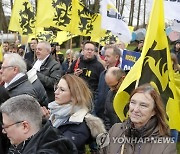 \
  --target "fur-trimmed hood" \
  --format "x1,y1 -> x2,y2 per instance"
85,113 -> 106,138
69,108 -> 106,138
